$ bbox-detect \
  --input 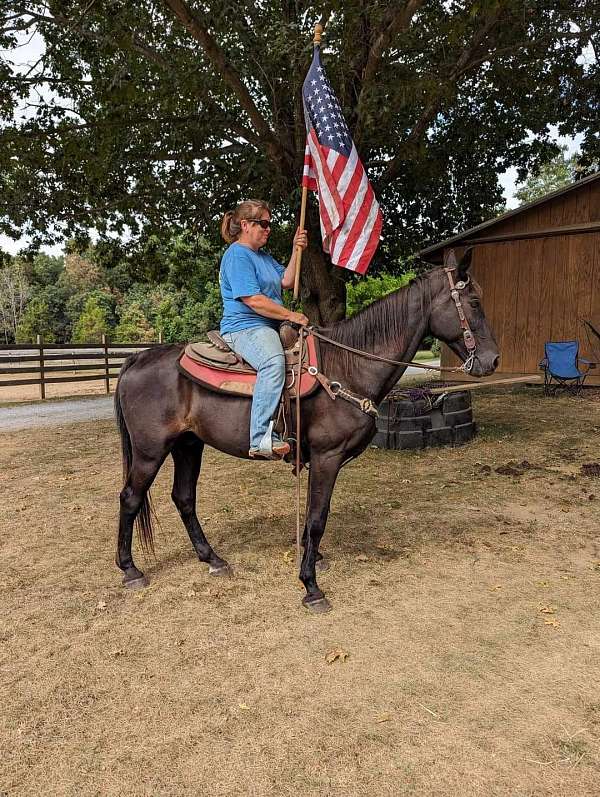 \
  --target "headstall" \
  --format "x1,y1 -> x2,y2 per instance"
443,266 -> 476,374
